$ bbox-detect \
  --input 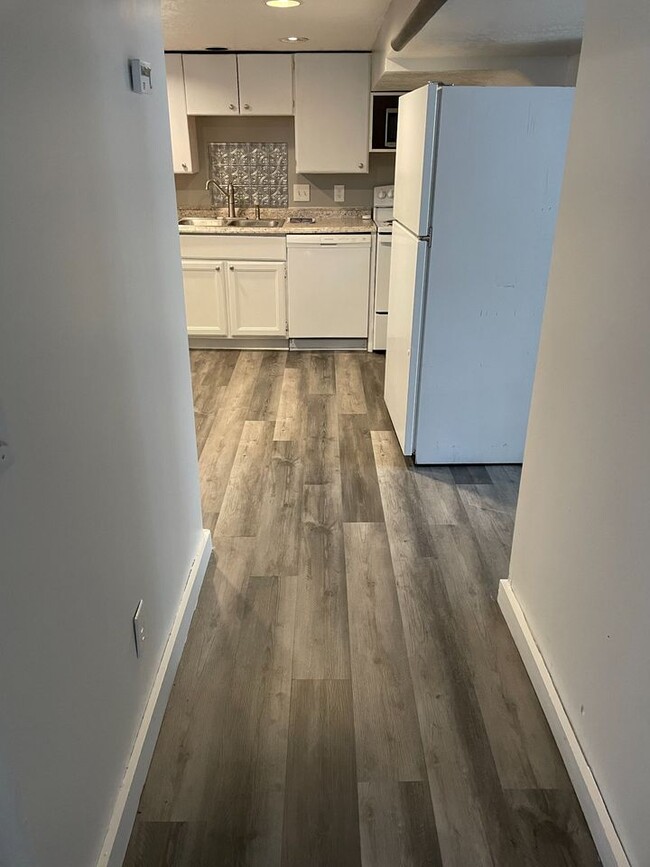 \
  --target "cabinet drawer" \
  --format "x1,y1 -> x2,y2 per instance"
180,234 -> 287,261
